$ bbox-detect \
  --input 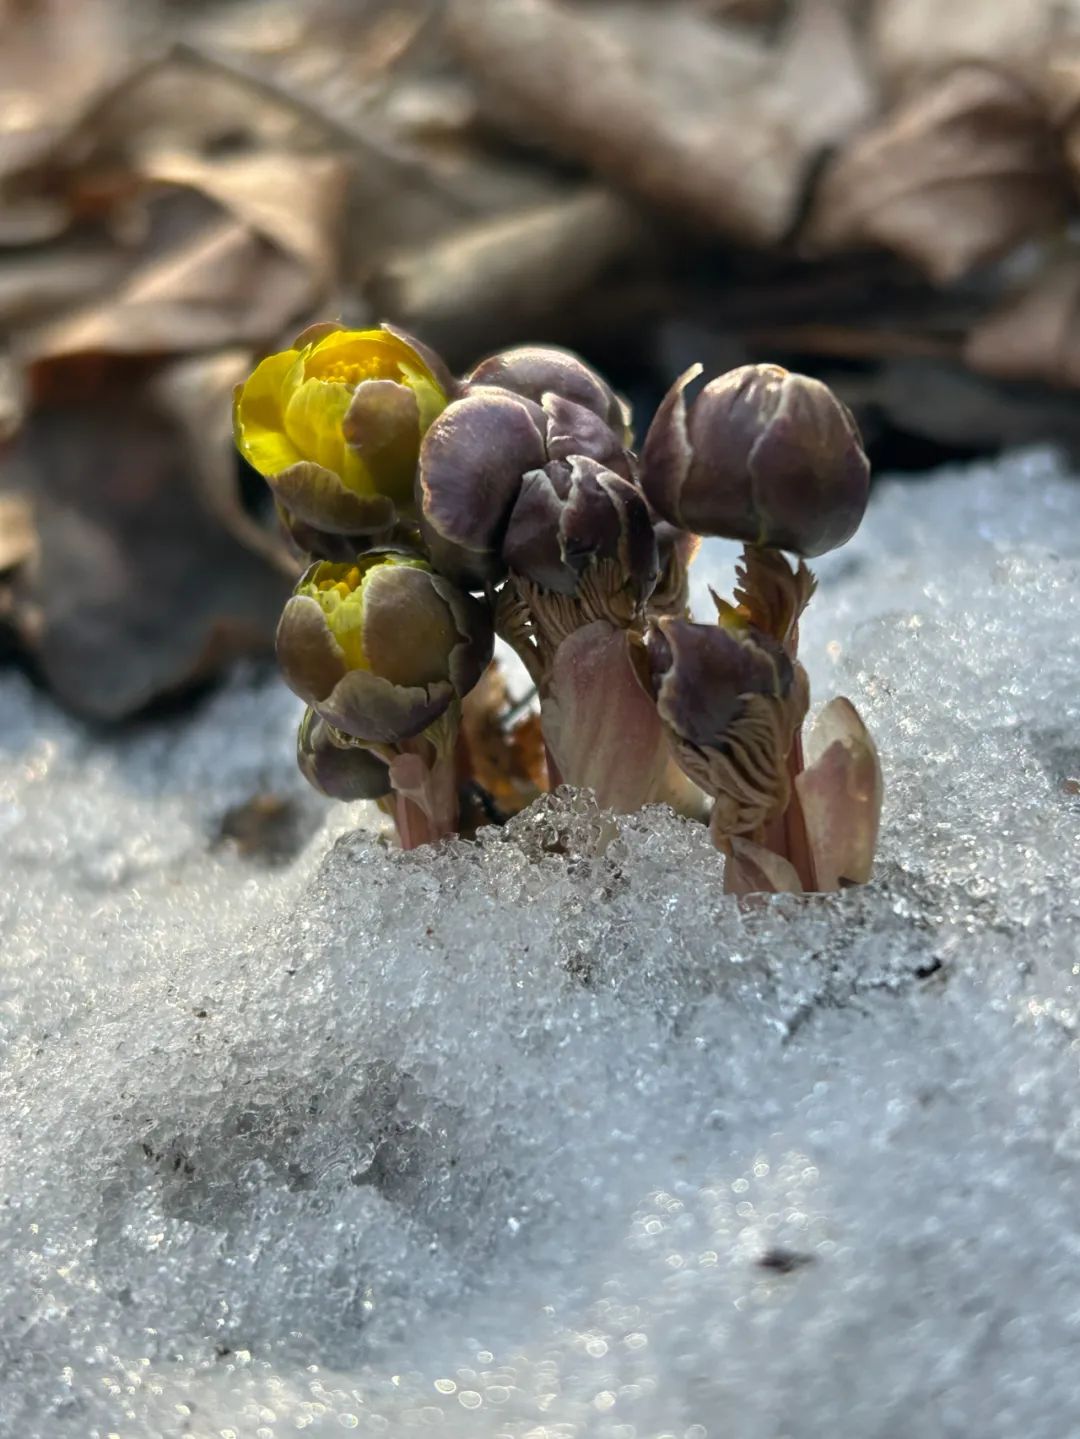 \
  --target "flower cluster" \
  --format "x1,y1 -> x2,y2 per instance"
235,324 -> 882,888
